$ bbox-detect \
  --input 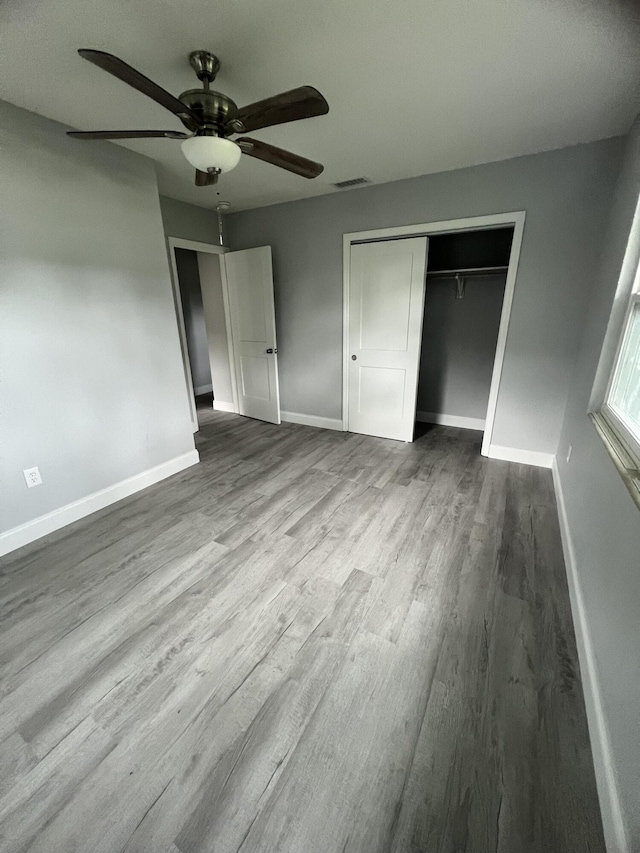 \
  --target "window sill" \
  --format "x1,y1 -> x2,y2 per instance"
590,411 -> 640,511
